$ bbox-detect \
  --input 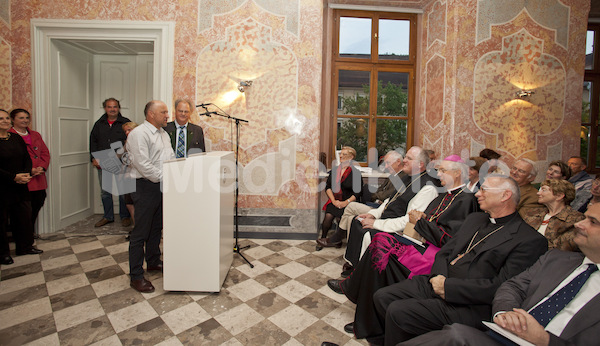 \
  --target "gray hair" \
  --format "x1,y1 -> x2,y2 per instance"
446,160 -> 469,184
174,99 -> 194,112
518,158 -> 538,179
412,146 -> 431,168
485,173 -> 520,205
386,150 -> 403,162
